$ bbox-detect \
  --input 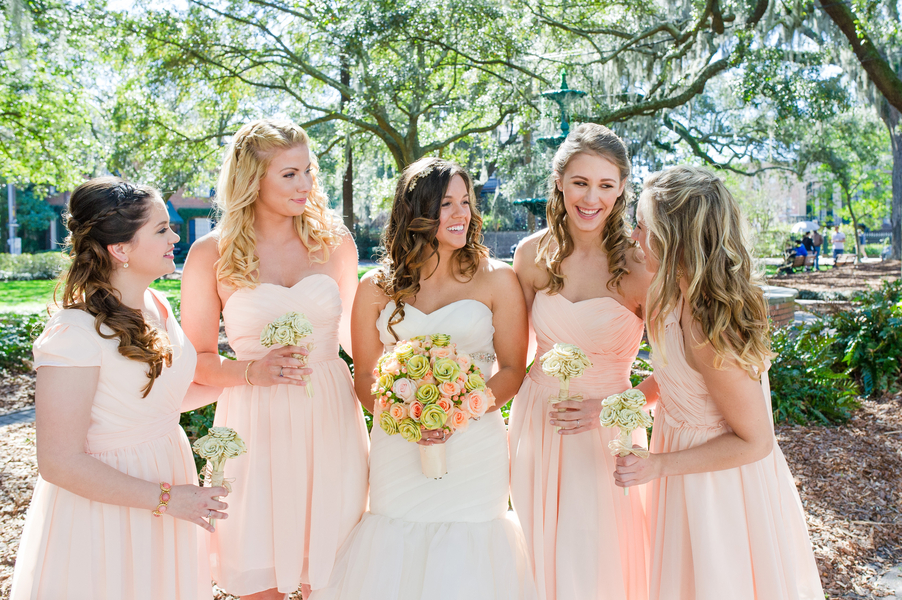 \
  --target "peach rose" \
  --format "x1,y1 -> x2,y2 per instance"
436,397 -> 454,413
430,346 -> 453,359
421,371 -> 437,385
450,407 -> 470,432
464,390 -> 489,418
439,381 -> 460,398
409,400 -> 424,422
378,396 -> 391,413
389,403 -> 408,421
382,356 -> 402,376
456,354 -> 472,370
392,378 -> 417,402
